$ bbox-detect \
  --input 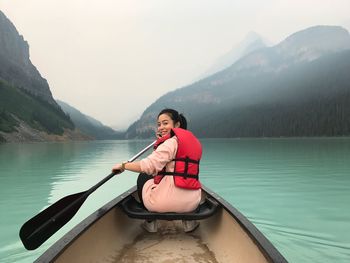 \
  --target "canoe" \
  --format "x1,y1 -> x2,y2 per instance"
35,185 -> 287,263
